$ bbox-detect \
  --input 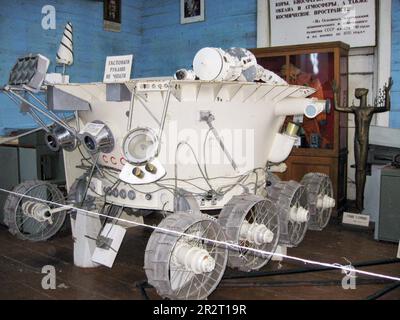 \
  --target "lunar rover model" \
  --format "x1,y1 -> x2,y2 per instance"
1,46 -> 335,300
